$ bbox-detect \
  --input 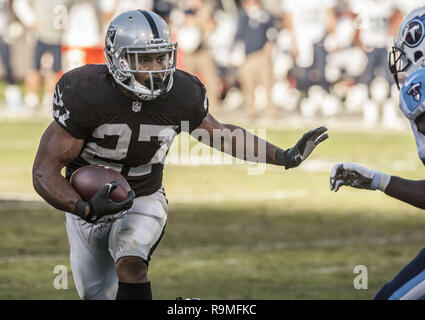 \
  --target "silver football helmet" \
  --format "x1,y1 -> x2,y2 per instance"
104,10 -> 177,100
389,7 -> 425,89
